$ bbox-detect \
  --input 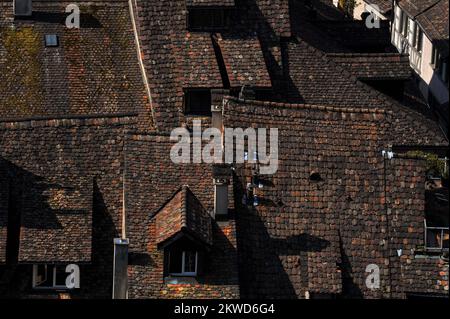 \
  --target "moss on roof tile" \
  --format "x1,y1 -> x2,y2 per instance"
0,26 -> 43,114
